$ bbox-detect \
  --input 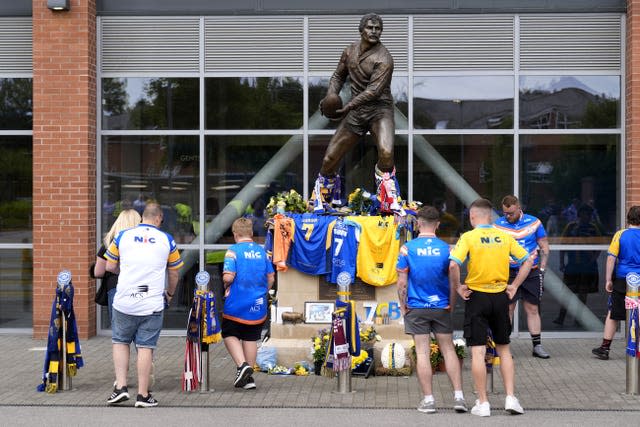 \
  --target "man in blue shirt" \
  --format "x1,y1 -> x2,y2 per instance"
397,206 -> 467,414
222,218 -> 275,390
592,206 -> 640,359
495,195 -> 550,359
